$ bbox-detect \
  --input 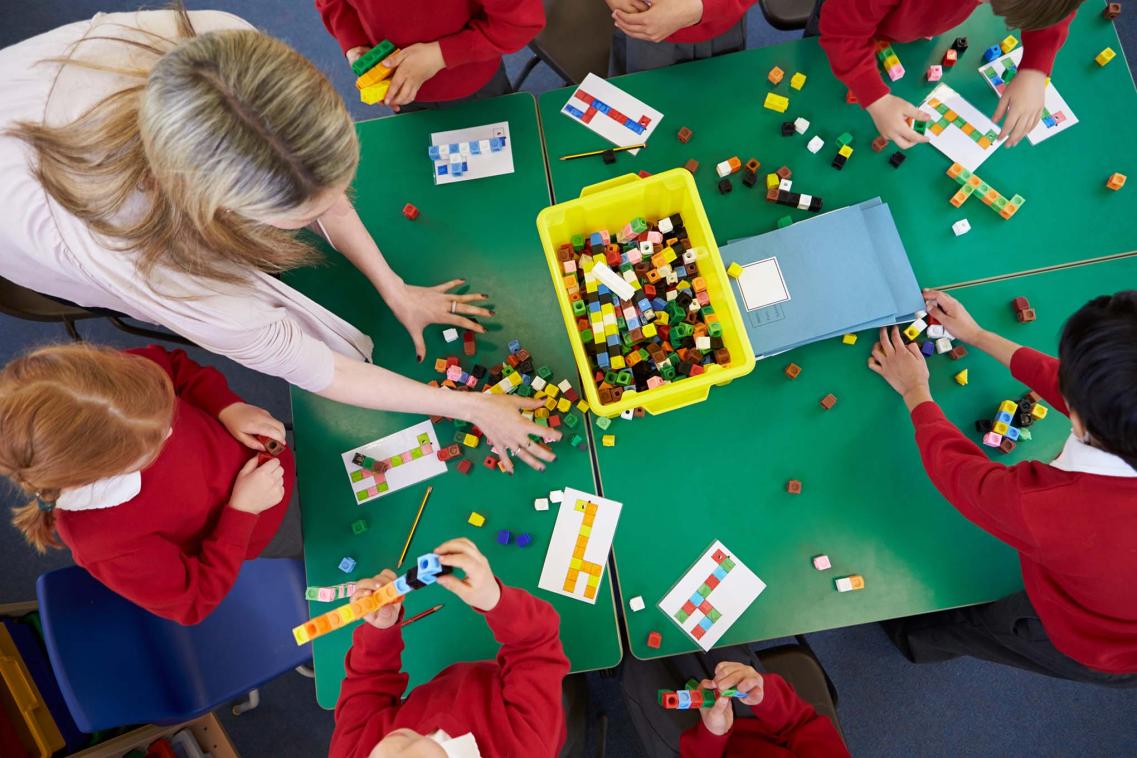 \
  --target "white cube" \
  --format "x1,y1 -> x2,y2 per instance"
779,178 -> 793,192
443,328 -> 459,343
812,554 -> 831,571
797,194 -> 812,210
716,161 -> 732,178
534,497 -> 549,511
835,577 -> 855,592
549,489 -> 564,503
794,117 -> 810,134
927,324 -> 945,339
915,309 -> 927,319
639,241 -> 654,255
952,219 -> 971,236
909,318 -> 928,334
531,376 -> 547,391
629,596 -> 646,612
807,136 -> 824,154
695,335 -> 711,351
935,337 -> 954,354
621,408 -> 634,420
658,217 -> 674,234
